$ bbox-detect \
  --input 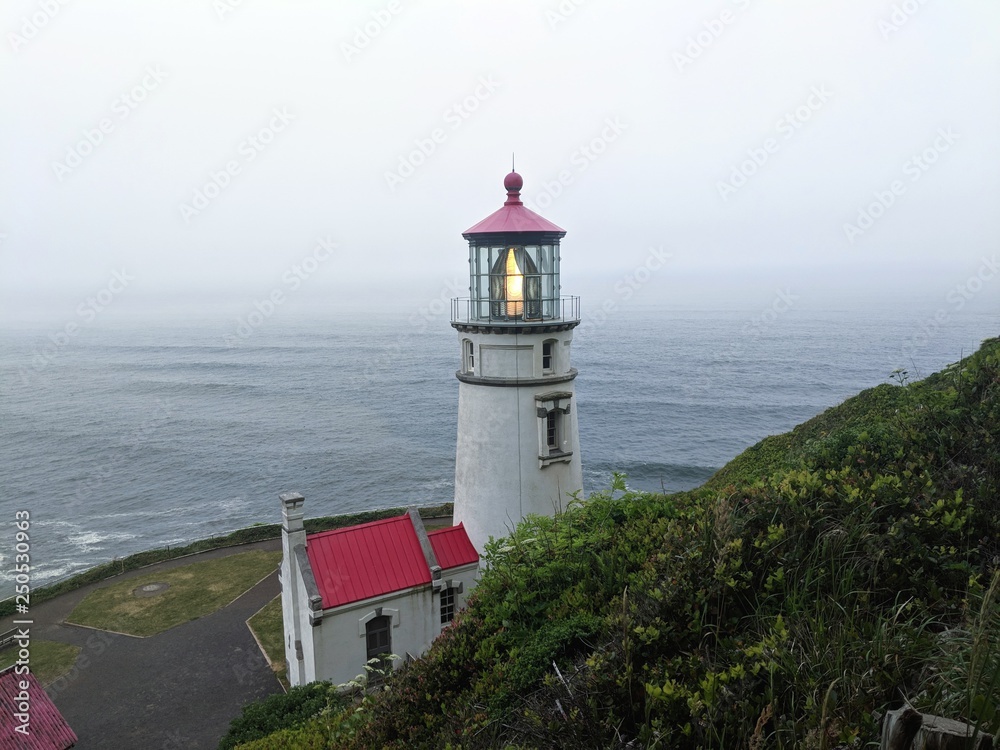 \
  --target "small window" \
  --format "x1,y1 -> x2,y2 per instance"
542,341 -> 553,372
464,340 -> 475,374
365,614 -> 392,682
440,587 -> 455,624
366,615 -> 391,661
536,393 -> 573,466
